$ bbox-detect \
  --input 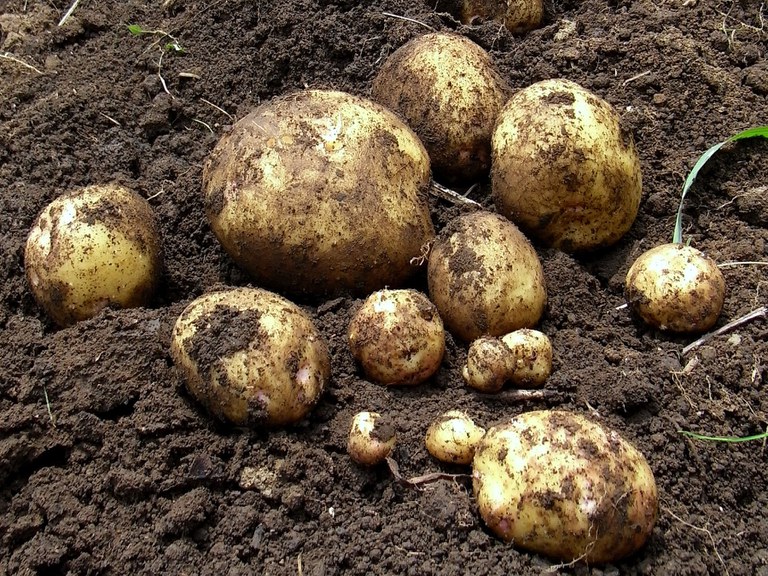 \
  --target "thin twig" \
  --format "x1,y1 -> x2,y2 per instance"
43,386 -> 56,427
430,182 -> 481,207
718,261 -> 768,268
201,98 -> 234,121
623,70 -> 652,85
382,12 -> 435,31
683,306 -> 767,355
664,506 -> 729,576
99,112 -> 121,126
476,389 -> 559,403
58,0 -> 81,27
386,458 -> 470,490
0,52 -> 43,74
192,118 -> 214,134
